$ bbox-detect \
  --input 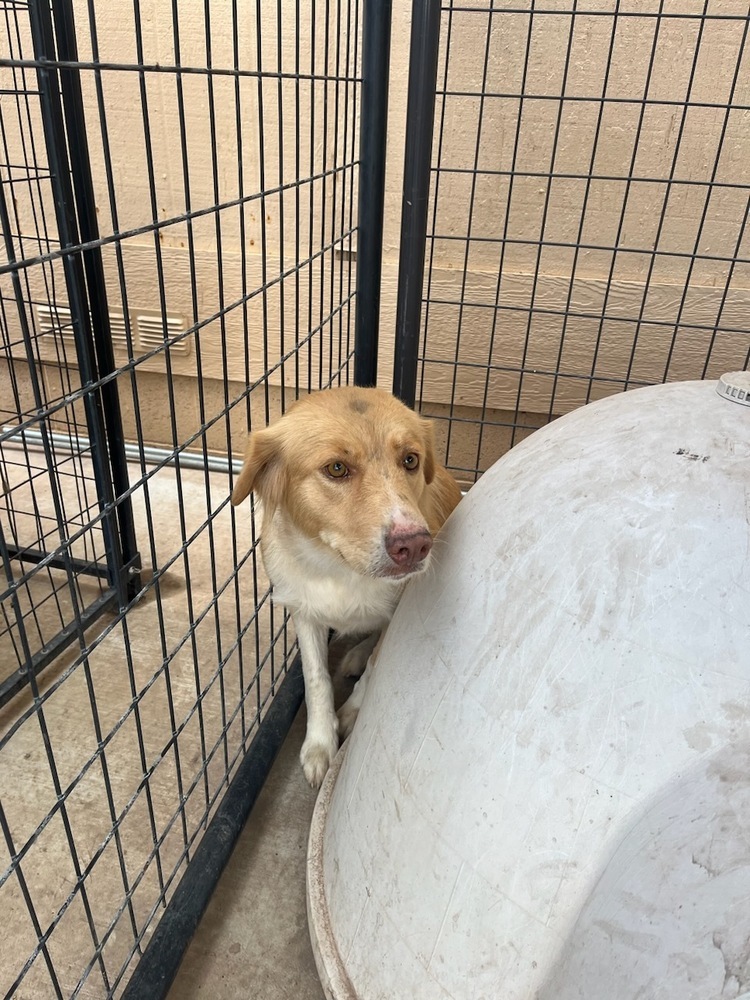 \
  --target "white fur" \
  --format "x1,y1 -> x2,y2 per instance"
264,508 -> 406,786
264,510 -> 406,631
